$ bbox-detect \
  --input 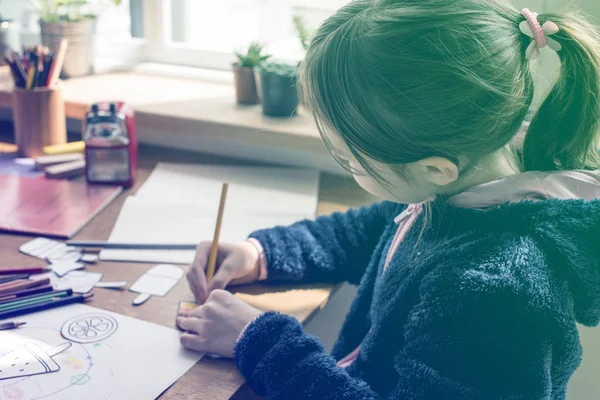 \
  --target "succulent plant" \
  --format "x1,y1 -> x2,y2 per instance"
31,0 -> 121,22
259,62 -> 299,78
293,15 -> 315,51
235,42 -> 271,68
